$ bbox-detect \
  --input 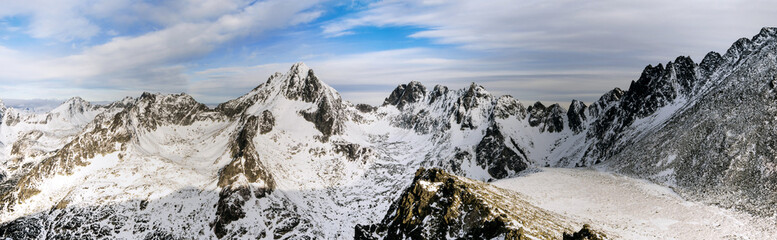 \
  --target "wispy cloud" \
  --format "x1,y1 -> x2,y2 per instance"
1,0 -> 322,98
323,0 -> 777,60
1,0 -> 776,106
